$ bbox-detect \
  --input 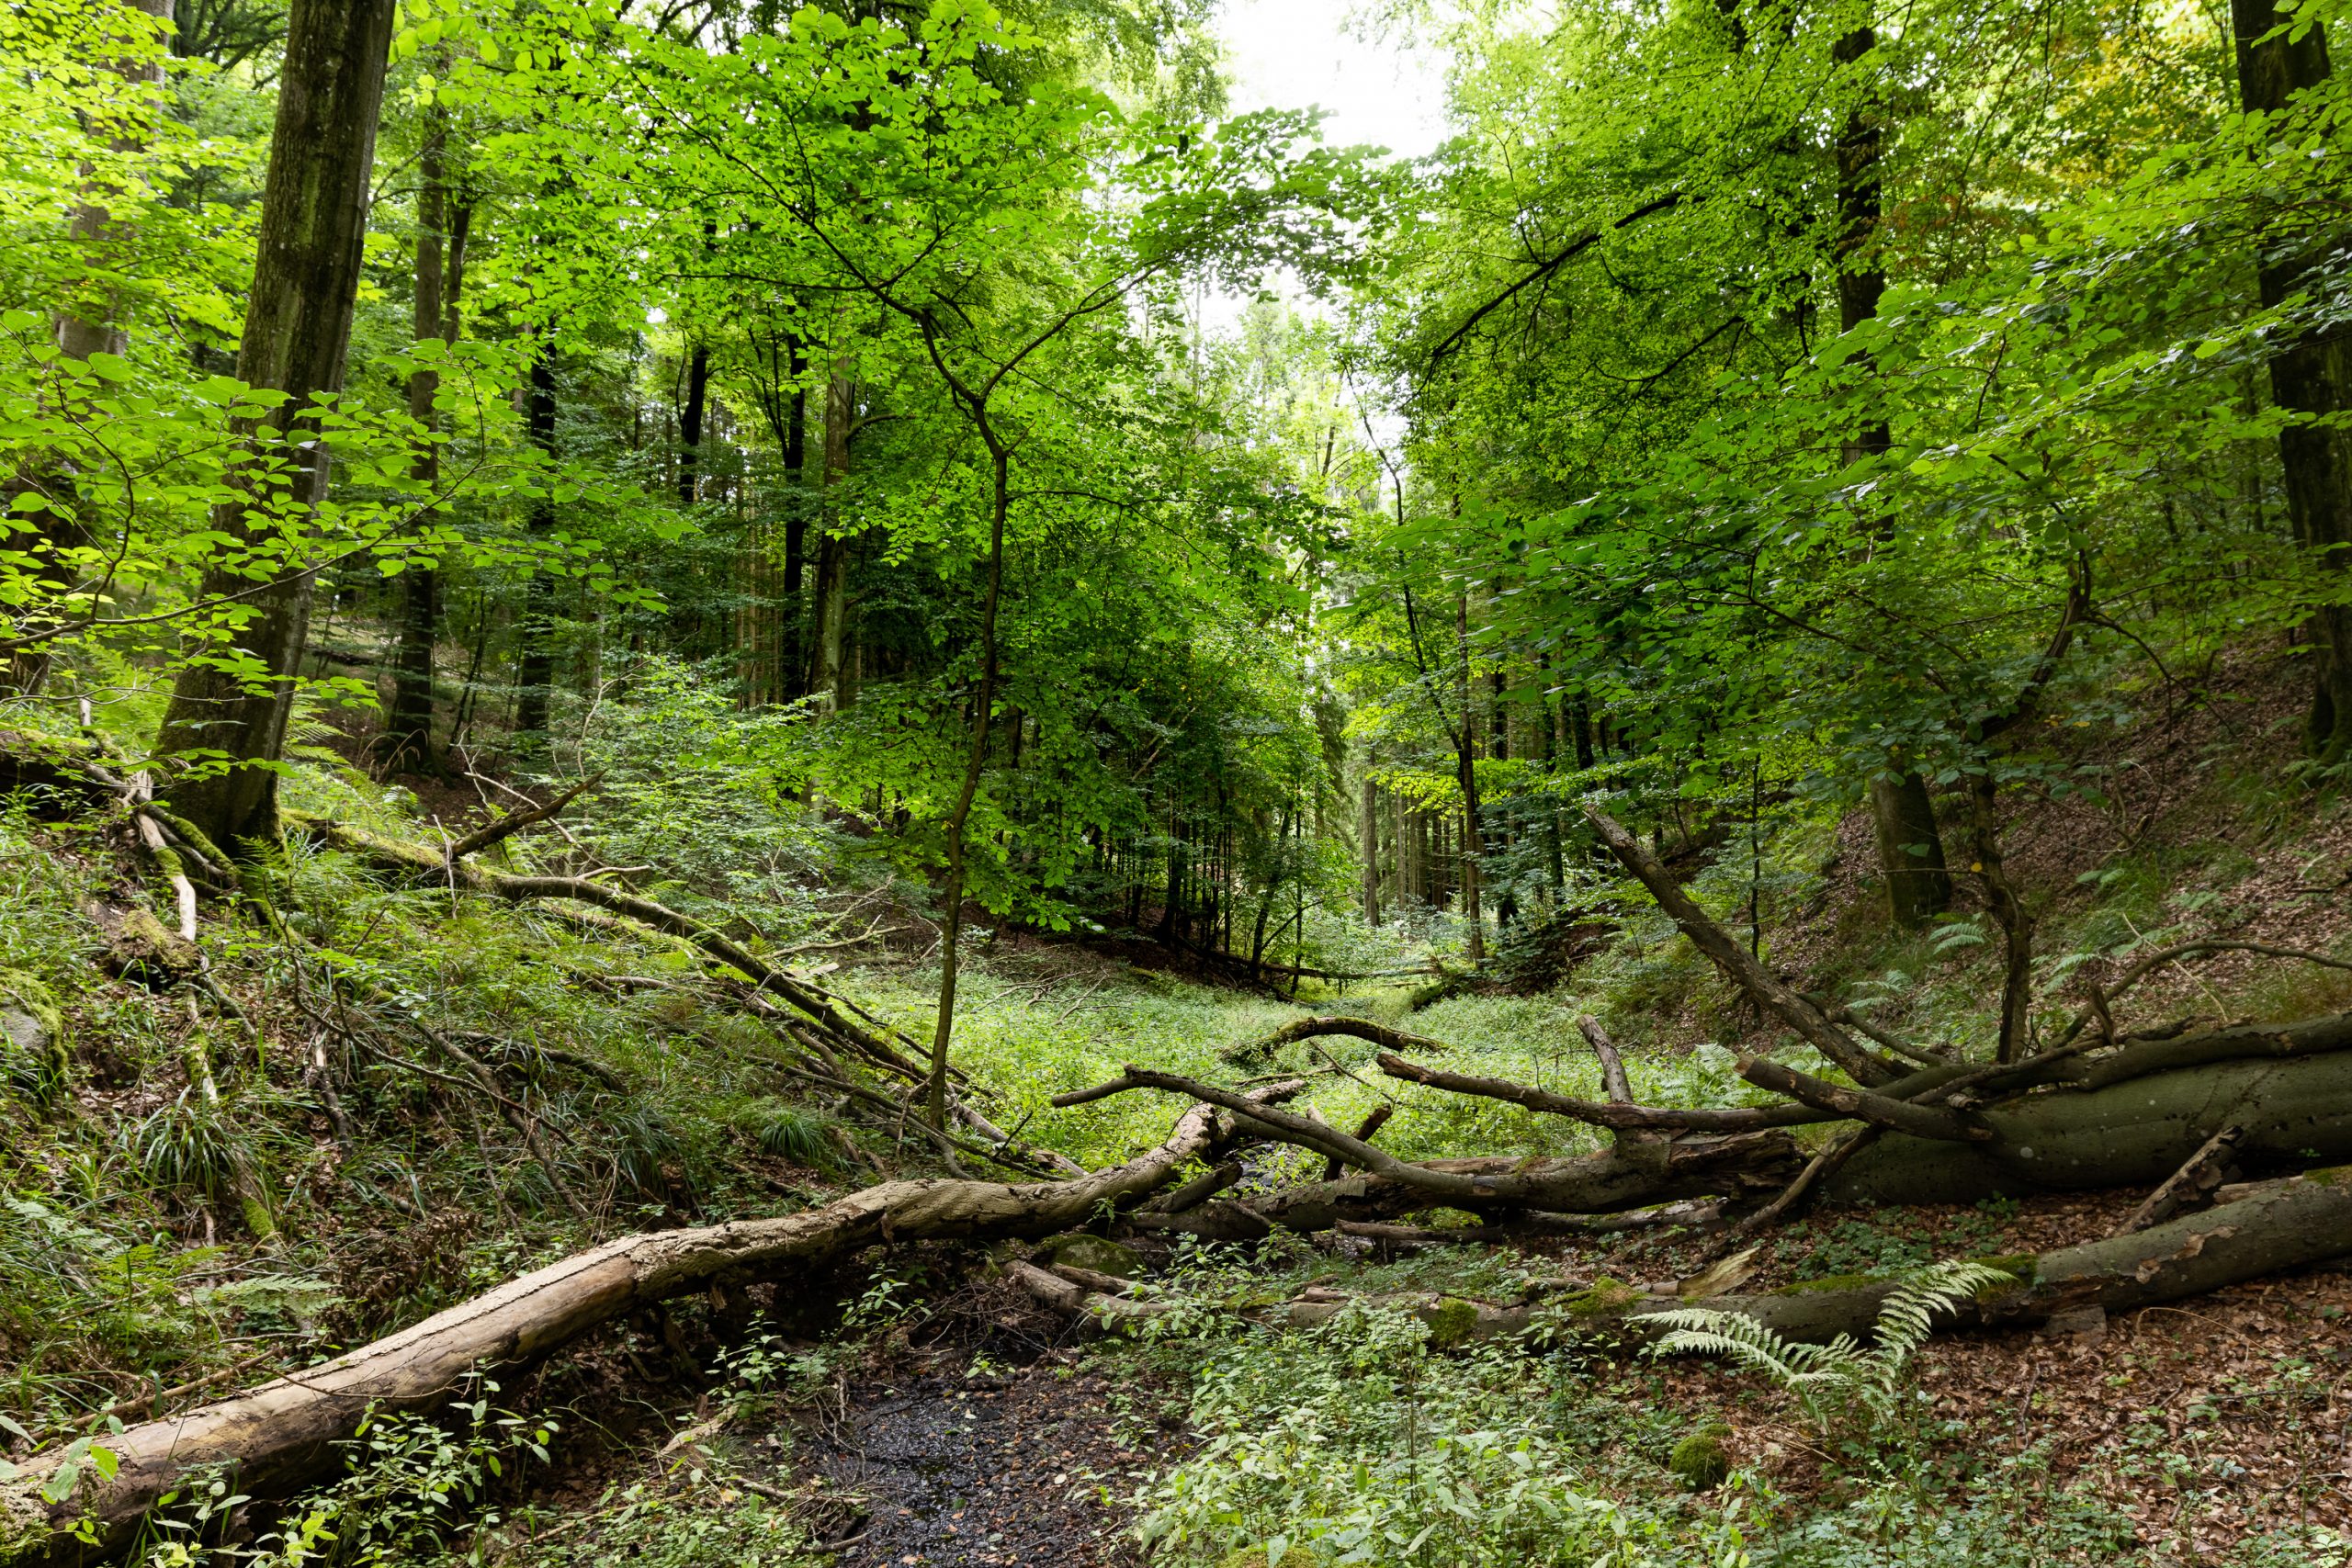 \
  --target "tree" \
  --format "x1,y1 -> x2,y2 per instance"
153,0 -> 398,847
2233,0 -> 2352,759
2,0 -> 176,697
